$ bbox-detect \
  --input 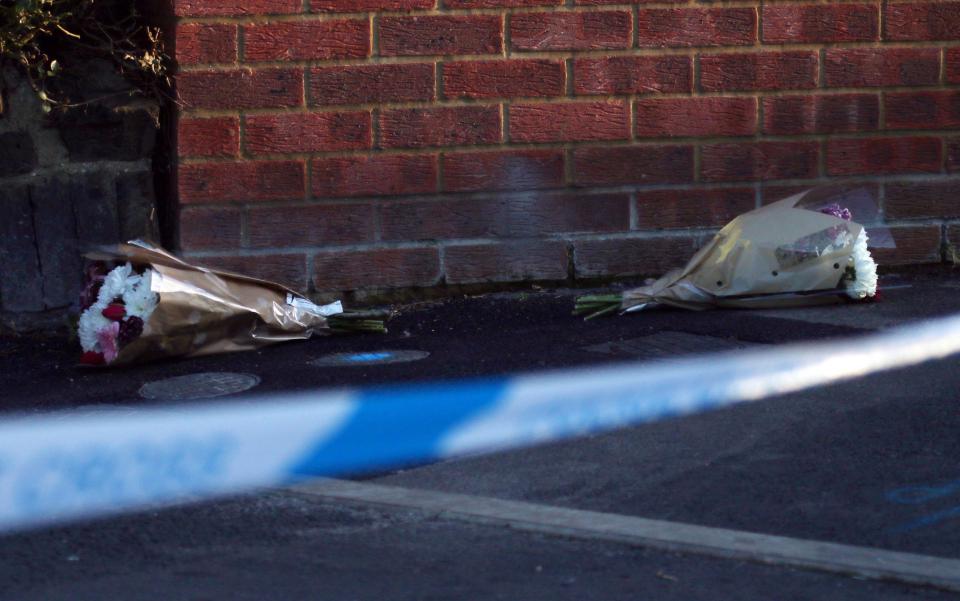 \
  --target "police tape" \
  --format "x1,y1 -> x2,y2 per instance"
2,313 -> 960,534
